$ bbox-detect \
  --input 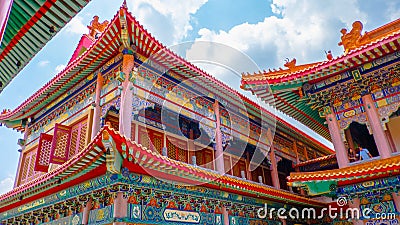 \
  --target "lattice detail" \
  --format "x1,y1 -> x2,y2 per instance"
78,123 -> 87,151
195,149 -> 204,165
20,148 -> 42,185
69,120 -> 88,158
34,133 -> 53,172
139,128 -> 151,149
28,154 -> 36,180
50,124 -> 72,164
204,150 -> 213,170
20,154 -> 30,184
167,141 -> 177,160
178,148 -> 187,163
69,128 -> 79,157
152,136 -> 162,153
